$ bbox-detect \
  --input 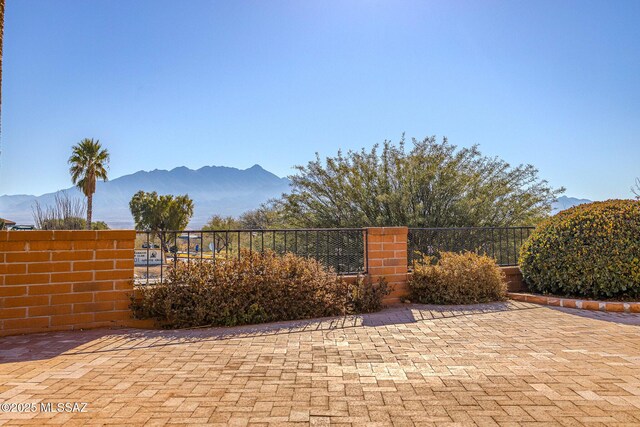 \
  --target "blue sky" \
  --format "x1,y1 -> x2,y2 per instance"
1,0 -> 639,200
